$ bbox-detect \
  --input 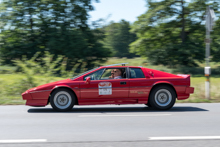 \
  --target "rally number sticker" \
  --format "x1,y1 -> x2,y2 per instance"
98,82 -> 112,95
